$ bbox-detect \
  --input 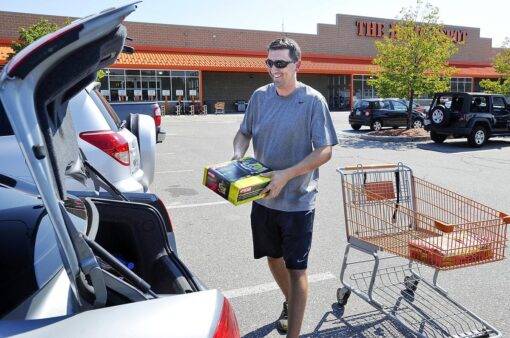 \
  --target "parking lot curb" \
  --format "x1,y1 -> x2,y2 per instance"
357,134 -> 431,143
